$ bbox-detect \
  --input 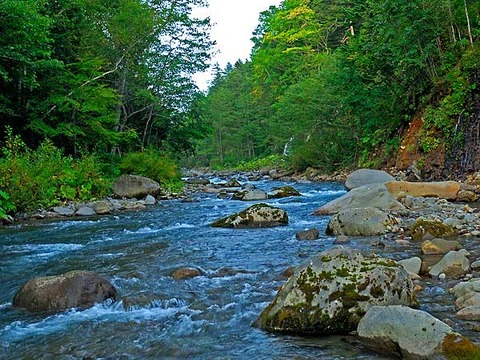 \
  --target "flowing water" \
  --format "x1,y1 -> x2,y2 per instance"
0,178 -> 463,359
